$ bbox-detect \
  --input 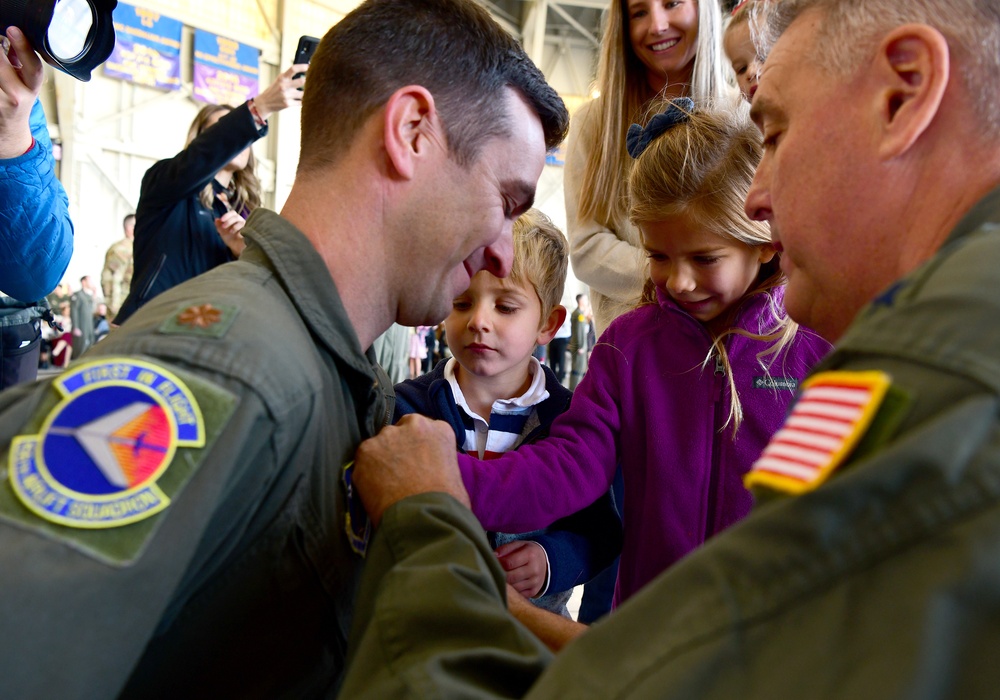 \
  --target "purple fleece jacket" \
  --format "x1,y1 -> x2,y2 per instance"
459,286 -> 831,604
